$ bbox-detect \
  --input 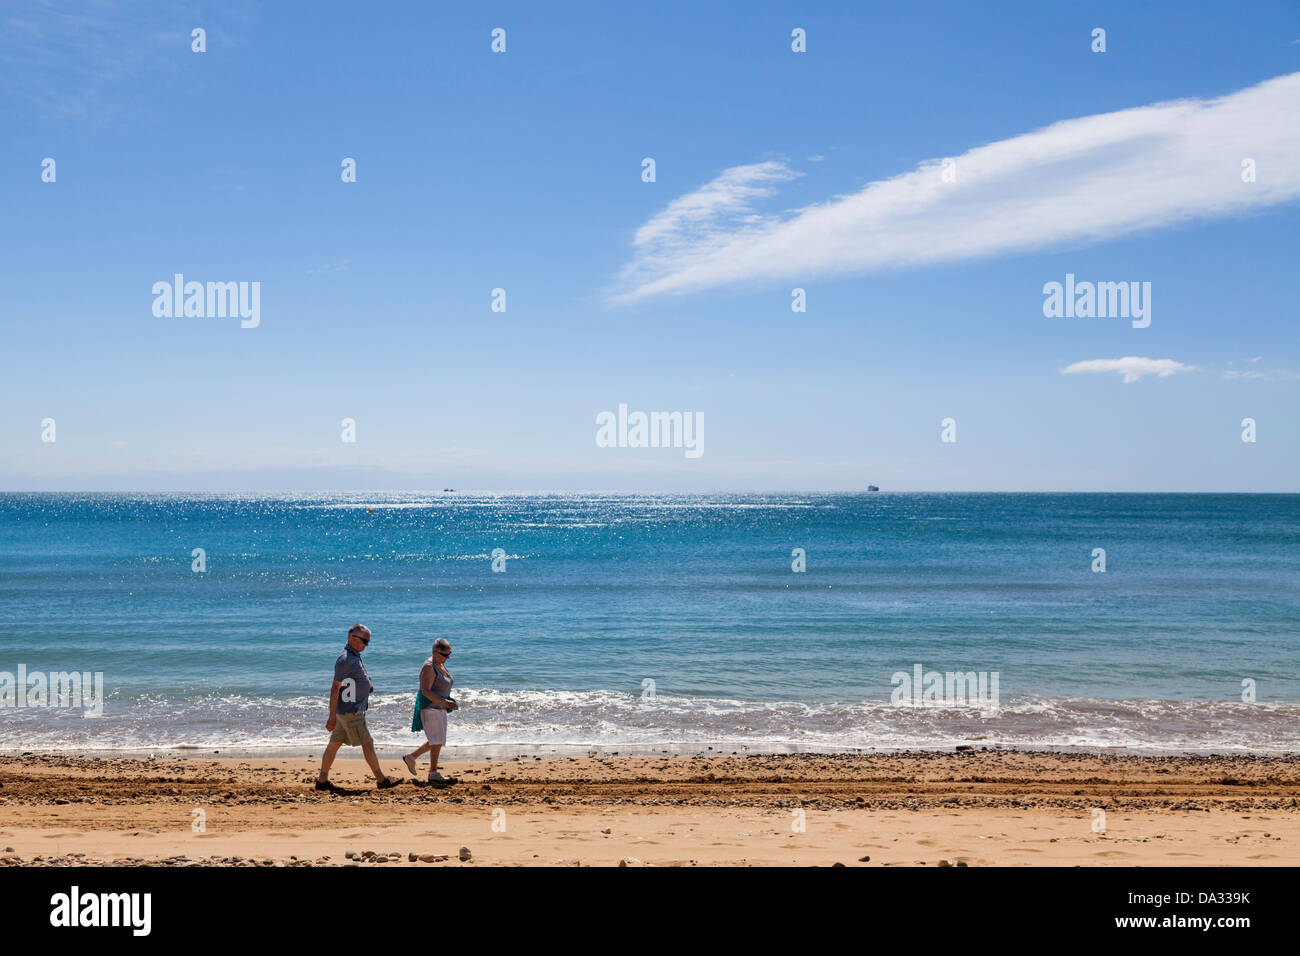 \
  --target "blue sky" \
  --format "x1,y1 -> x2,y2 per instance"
2,0 -> 1298,491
